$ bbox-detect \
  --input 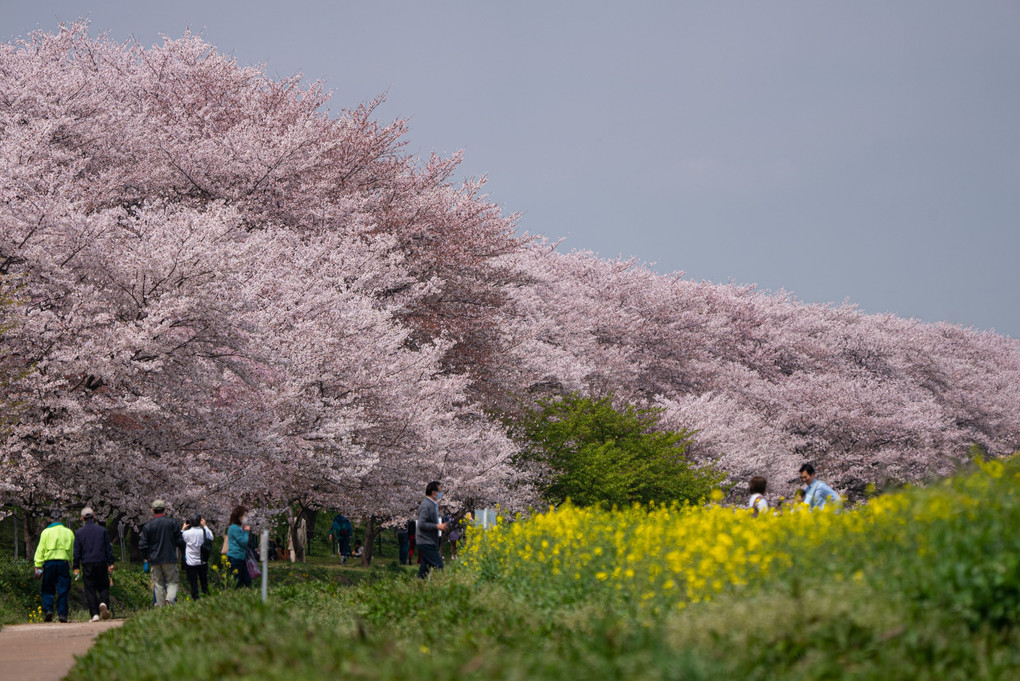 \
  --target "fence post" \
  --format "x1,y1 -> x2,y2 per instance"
260,529 -> 269,603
